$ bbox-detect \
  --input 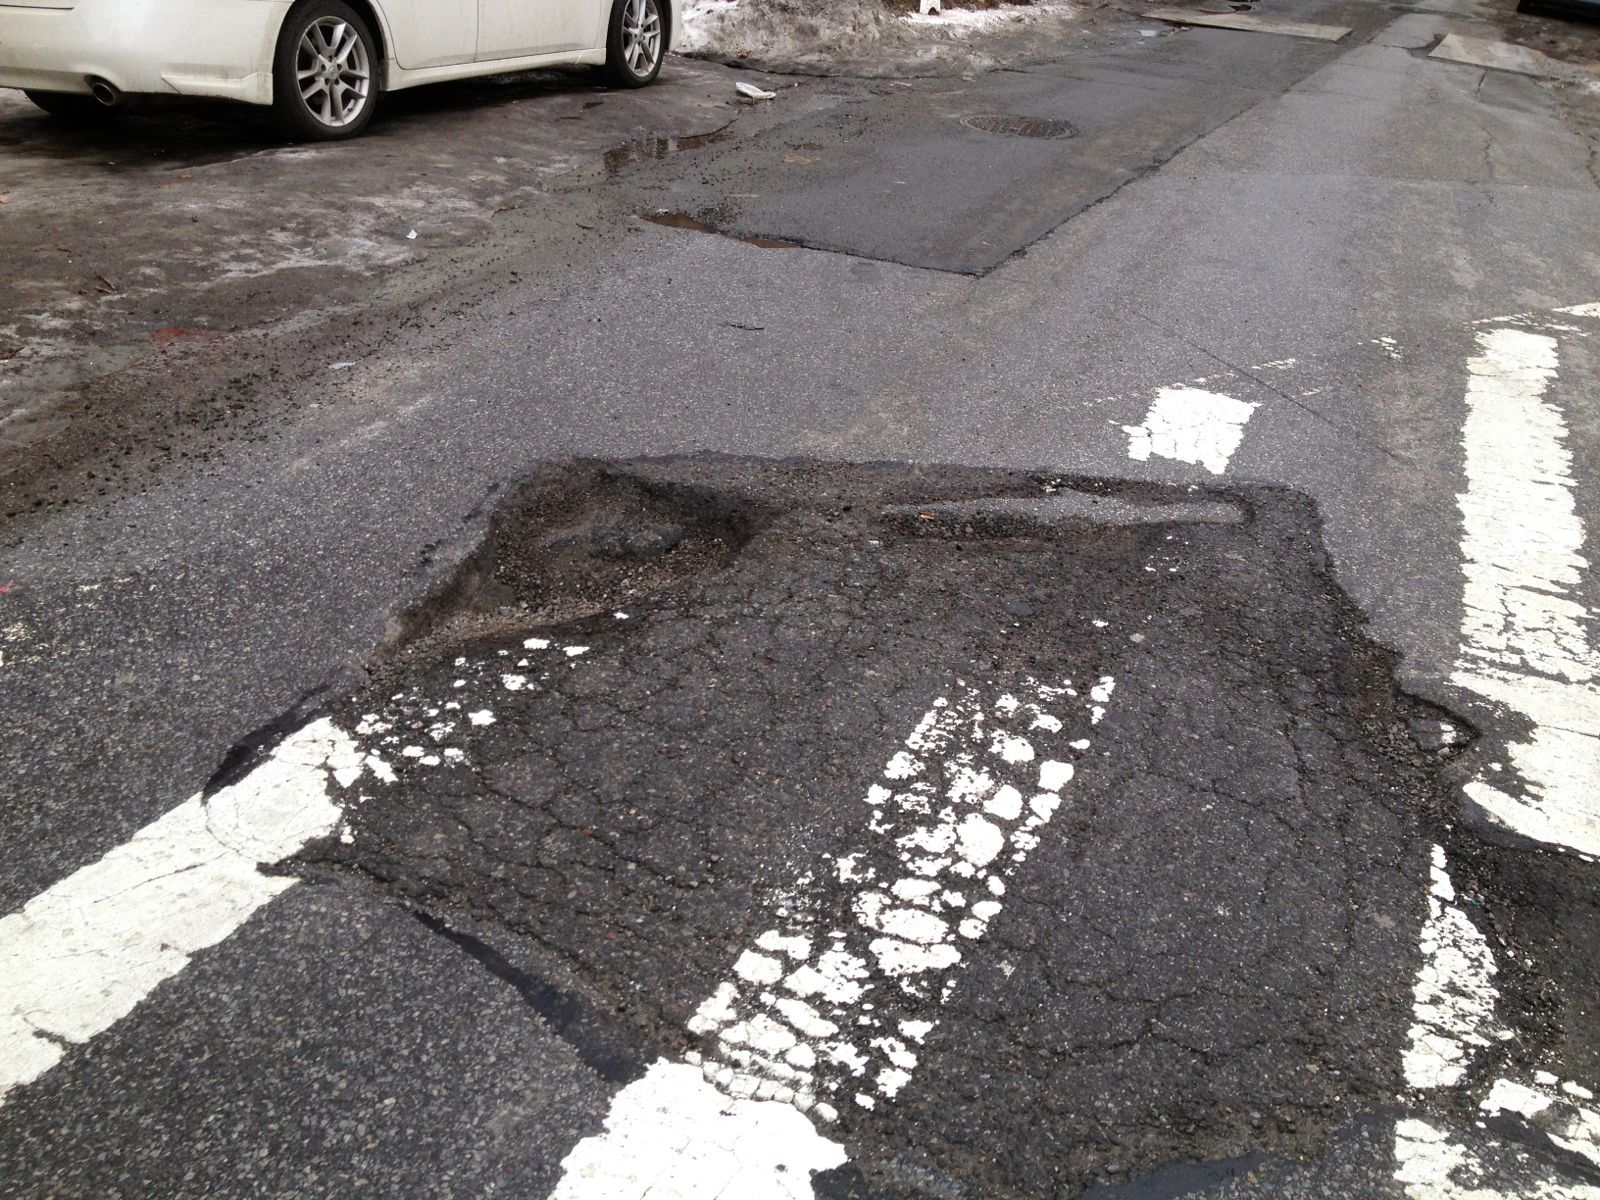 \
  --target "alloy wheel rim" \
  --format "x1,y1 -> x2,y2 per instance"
296,16 -> 371,128
622,0 -> 663,78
